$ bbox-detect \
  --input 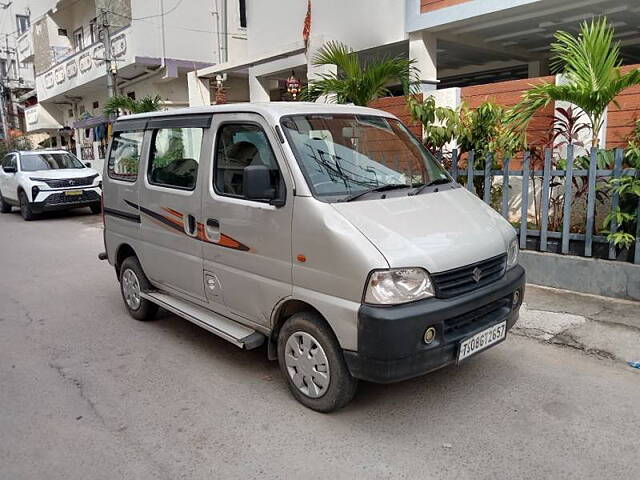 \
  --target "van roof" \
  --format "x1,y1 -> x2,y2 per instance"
116,102 -> 396,123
